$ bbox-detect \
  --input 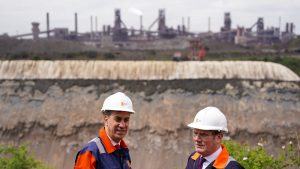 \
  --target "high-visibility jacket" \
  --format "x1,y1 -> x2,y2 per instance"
185,144 -> 244,169
74,128 -> 132,169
